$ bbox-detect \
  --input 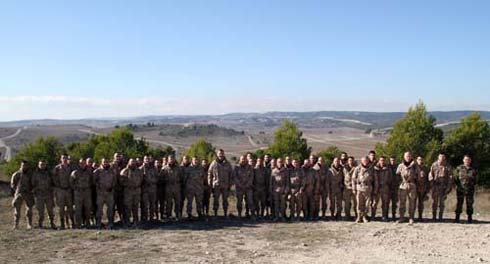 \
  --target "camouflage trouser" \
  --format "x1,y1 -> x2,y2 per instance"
124,188 -> 141,224
303,193 -> 316,218
356,190 -> 371,216
253,190 -> 267,217
114,186 -> 124,222
96,191 -> 114,226
399,187 -> 417,219
203,187 -> 211,215
212,186 -> 229,214
34,194 -> 55,226
55,188 -> 74,227
165,187 -> 182,218
12,193 -> 35,227
379,188 -> 391,219
390,189 -> 398,218
74,188 -> 92,227
288,192 -> 303,218
370,191 -> 380,217
157,184 -> 166,219
236,188 -> 254,216
91,185 -> 97,222
416,191 -> 428,218
343,189 -> 357,217
432,184 -> 448,218
142,185 -> 157,221
186,189 -> 203,216
456,188 -> 475,215
330,189 -> 343,216
273,192 -> 286,219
